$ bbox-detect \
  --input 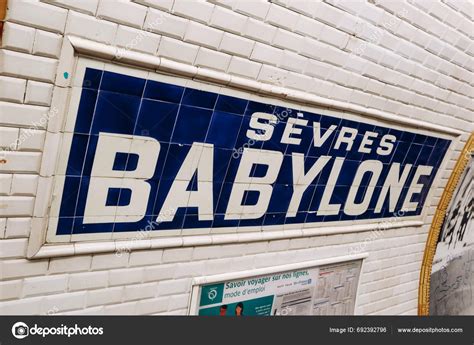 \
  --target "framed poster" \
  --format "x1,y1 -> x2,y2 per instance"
189,256 -> 364,316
